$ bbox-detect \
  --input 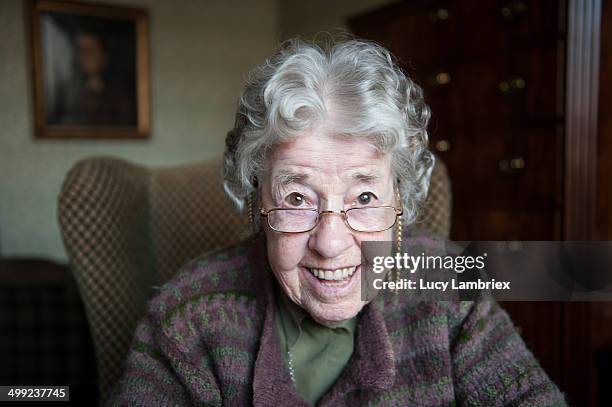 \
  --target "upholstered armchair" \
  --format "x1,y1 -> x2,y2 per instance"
58,156 -> 451,405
